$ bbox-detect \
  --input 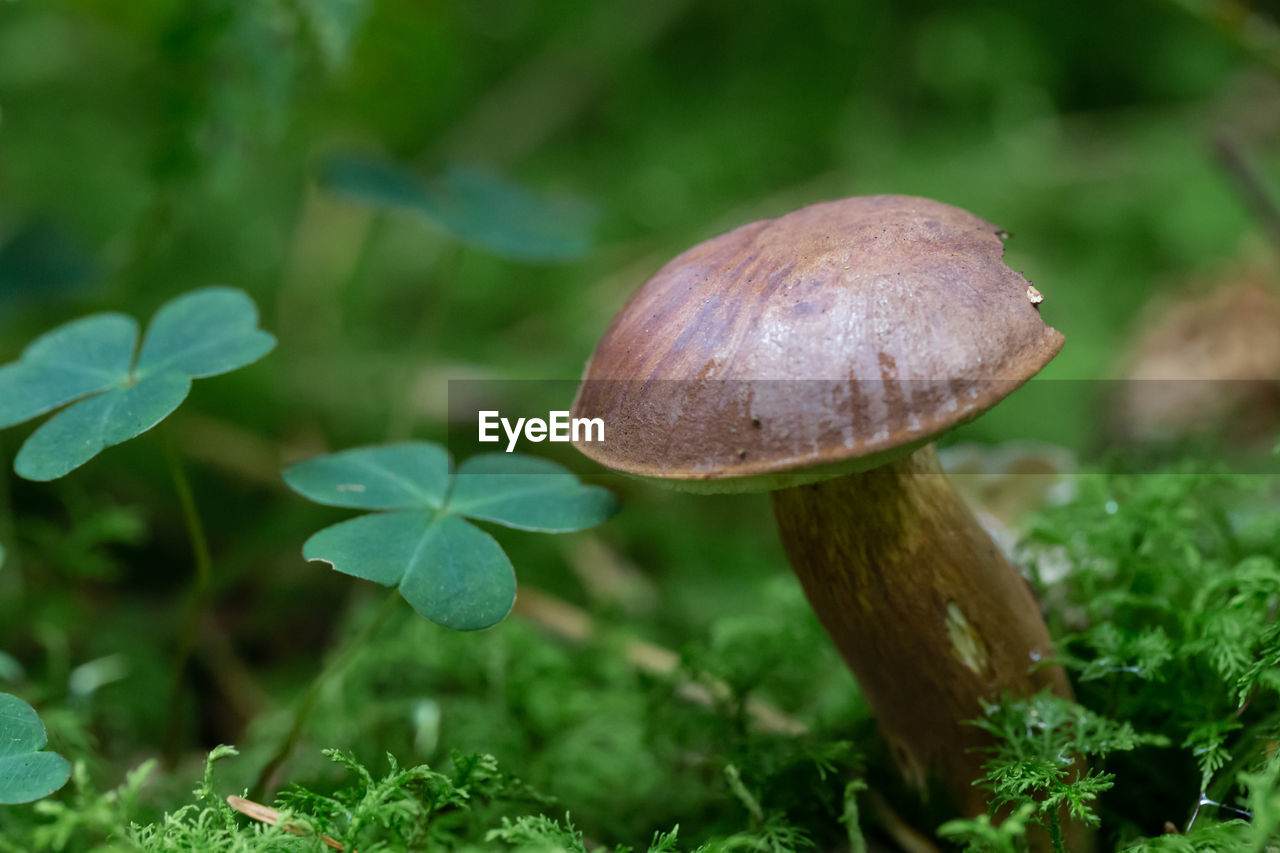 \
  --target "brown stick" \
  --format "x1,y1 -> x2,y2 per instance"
512,585 -> 807,736
1211,135 -> 1280,255
226,795 -> 346,851
770,445 -> 1073,816
511,587 -> 944,851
